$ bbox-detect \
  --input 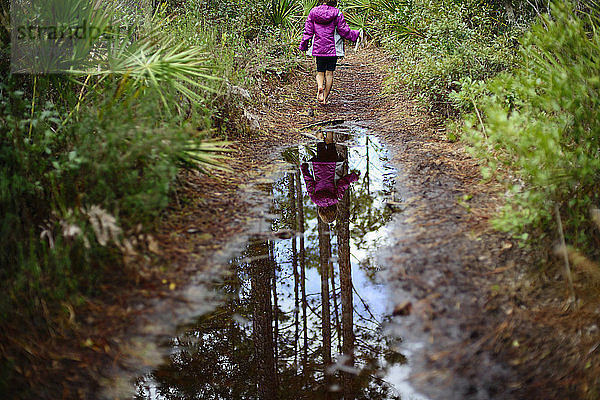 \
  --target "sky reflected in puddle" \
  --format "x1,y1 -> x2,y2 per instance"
135,125 -> 418,400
